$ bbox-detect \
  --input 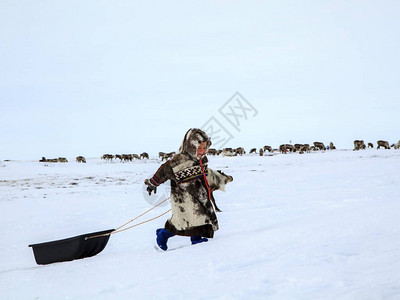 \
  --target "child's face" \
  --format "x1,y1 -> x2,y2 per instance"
197,142 -> 208,158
